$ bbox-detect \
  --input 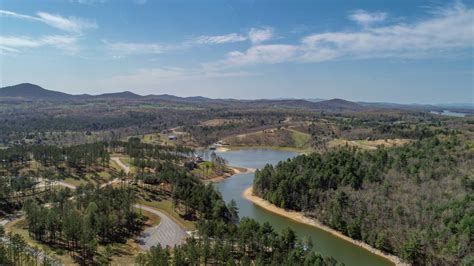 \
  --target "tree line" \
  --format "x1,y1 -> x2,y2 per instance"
253,134 -> 473,265
137,210 -> 340,265
22,186 -> 142,264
